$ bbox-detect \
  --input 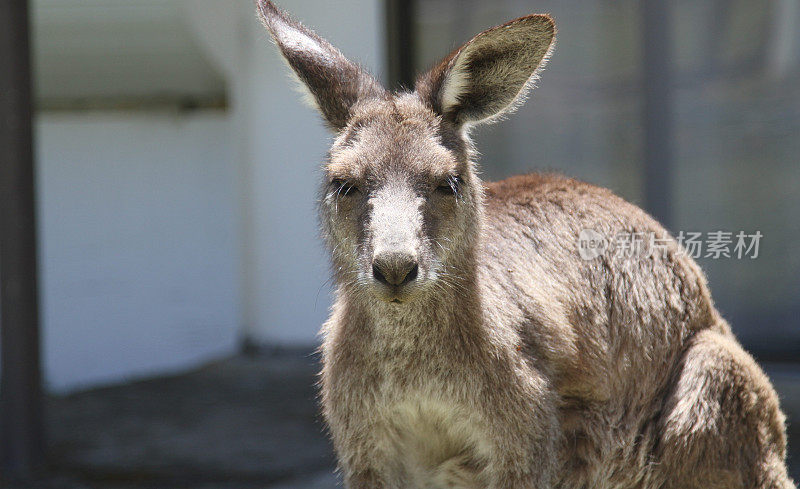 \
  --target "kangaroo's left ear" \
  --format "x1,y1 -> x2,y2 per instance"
257,1 -> 387,130
416,14 -> 556,127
